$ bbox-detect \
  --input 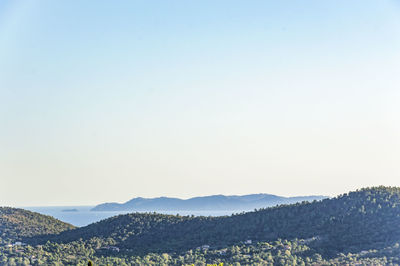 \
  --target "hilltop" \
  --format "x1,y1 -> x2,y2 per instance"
0,207 -> 75,243
29,186 -> 400,257
91,193 -> 326,211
